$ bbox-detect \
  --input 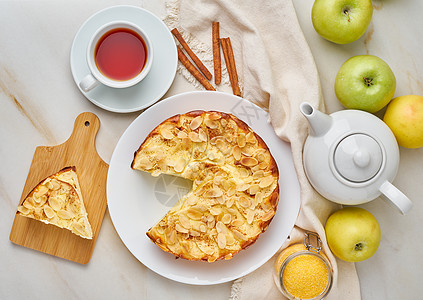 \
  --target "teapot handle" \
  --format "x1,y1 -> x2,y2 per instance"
379,181 -> 413,215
